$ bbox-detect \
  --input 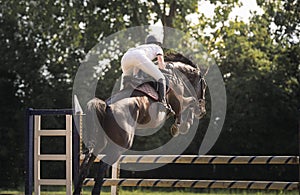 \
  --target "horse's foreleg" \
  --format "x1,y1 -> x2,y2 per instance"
179,109 -> 194,134
170,114 -> 181,137
171,108 -> 195,136
73,152 -> 96,195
